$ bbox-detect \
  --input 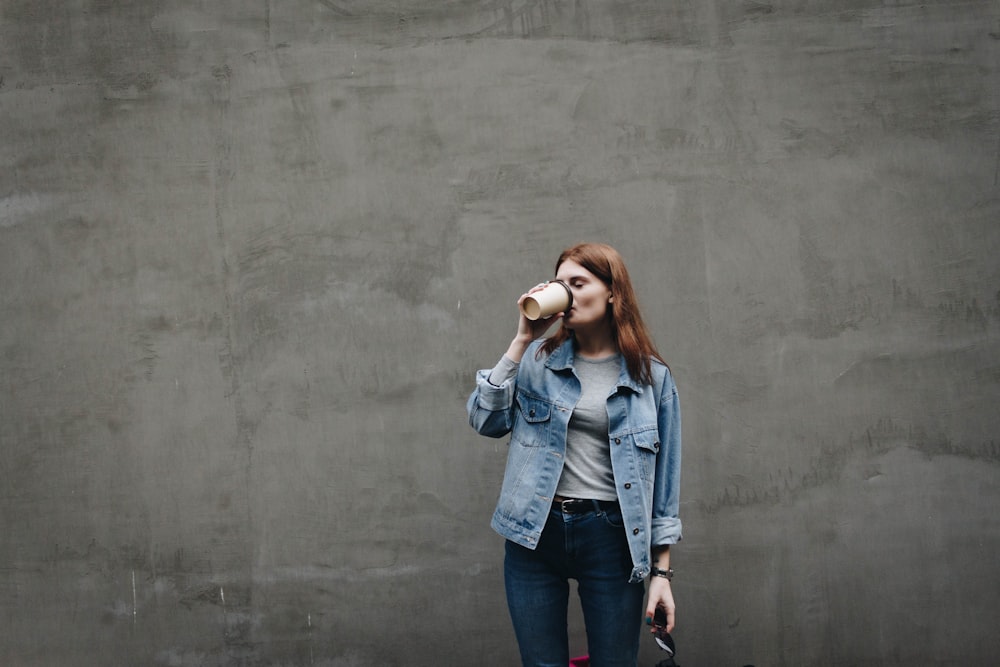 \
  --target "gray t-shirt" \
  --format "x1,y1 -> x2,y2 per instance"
487,352 -> 620,501
556,353 -> 620,501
